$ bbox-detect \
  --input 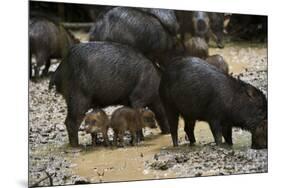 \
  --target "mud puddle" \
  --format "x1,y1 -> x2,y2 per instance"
71,119 -> 252,182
